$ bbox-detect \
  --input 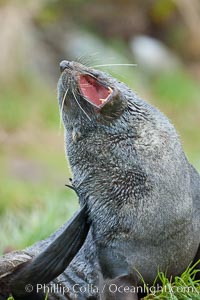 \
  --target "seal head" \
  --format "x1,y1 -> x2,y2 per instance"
57,60 -> 128,128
